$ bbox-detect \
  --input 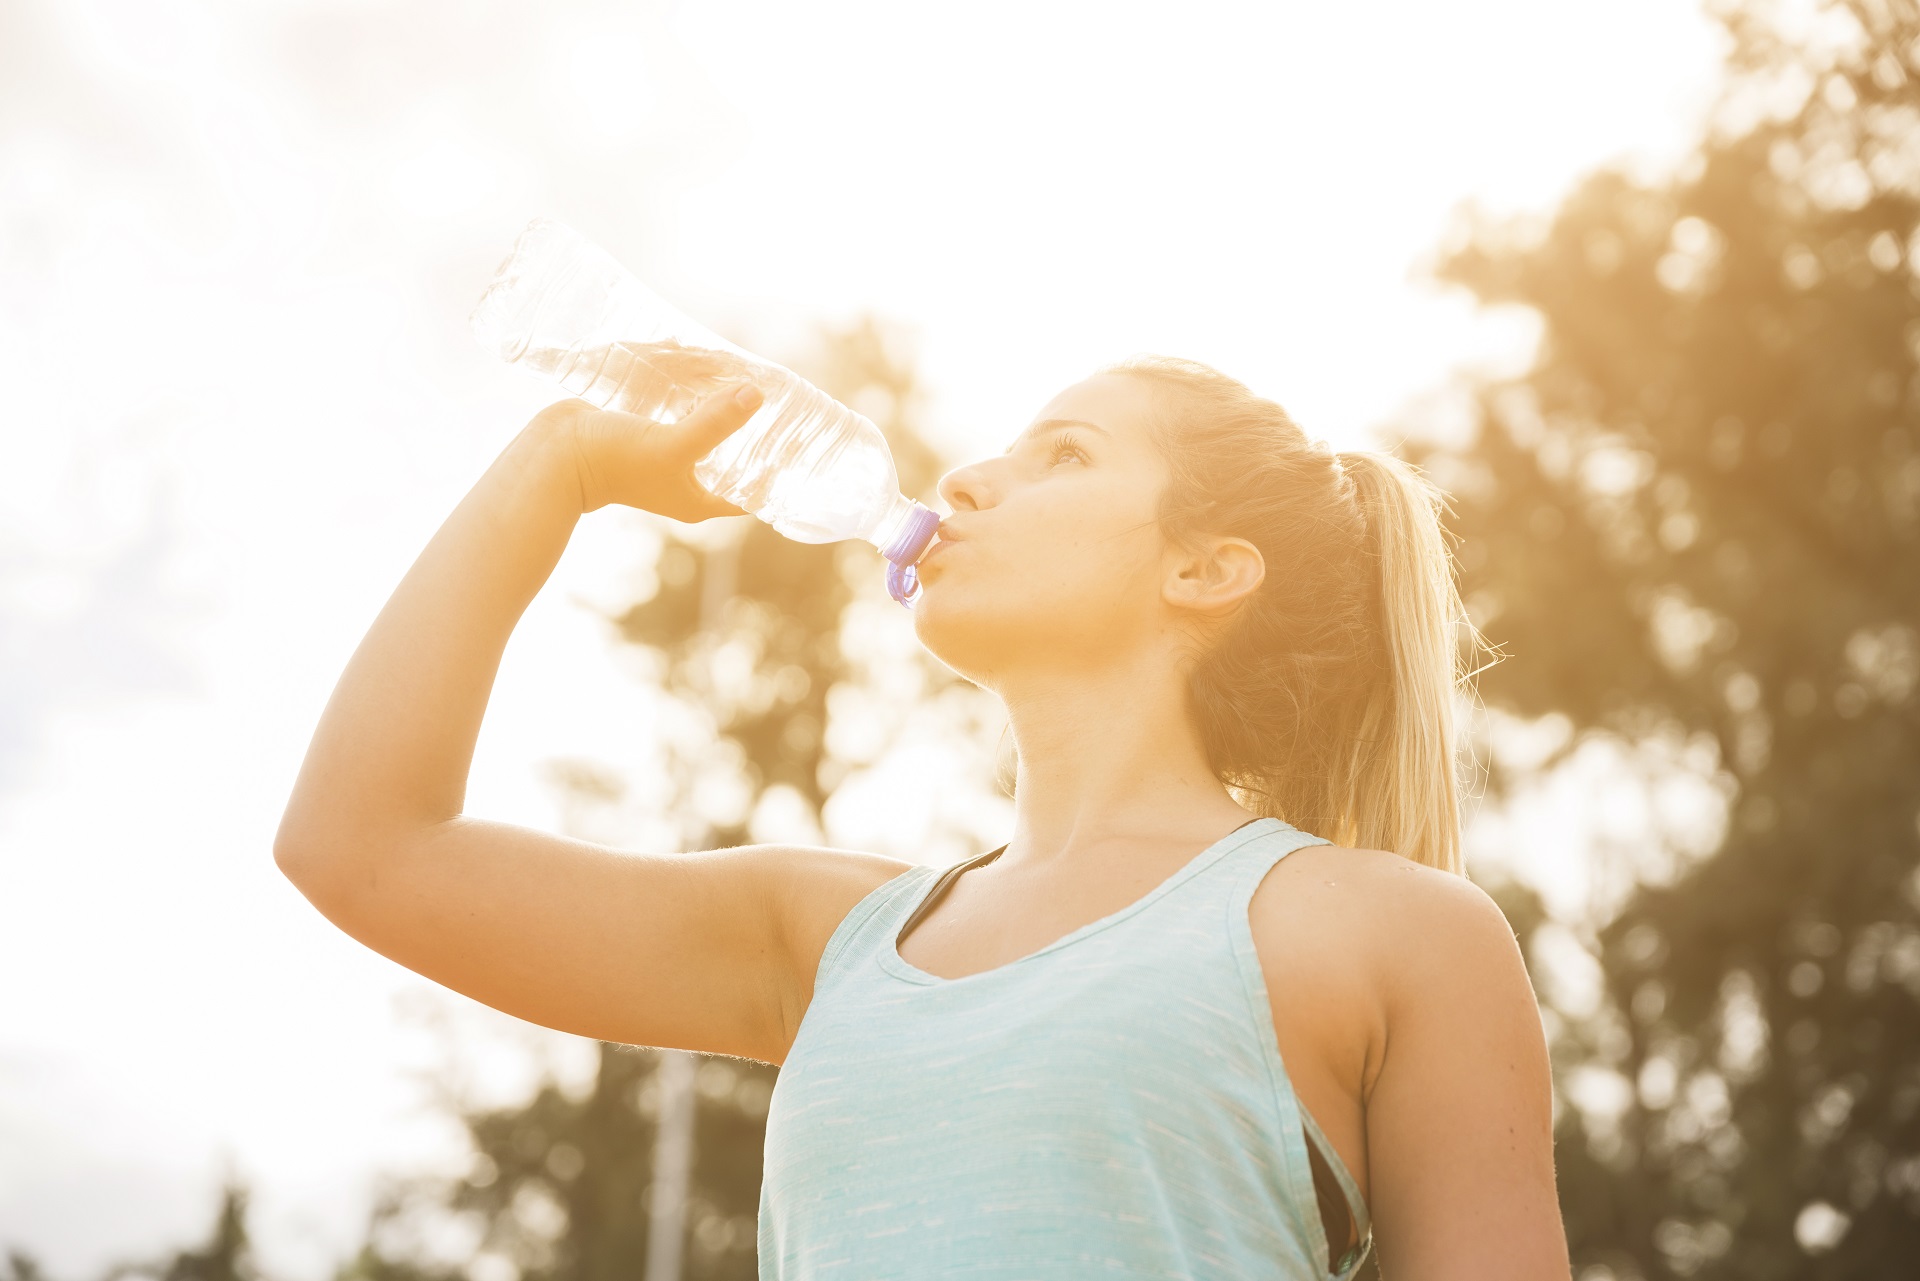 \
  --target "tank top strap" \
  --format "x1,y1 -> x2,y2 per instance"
1221,820 -> 1376,1278
1215,817 -> 1331,886
811,862 -> 944,990
1217,816 -> 1335,910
